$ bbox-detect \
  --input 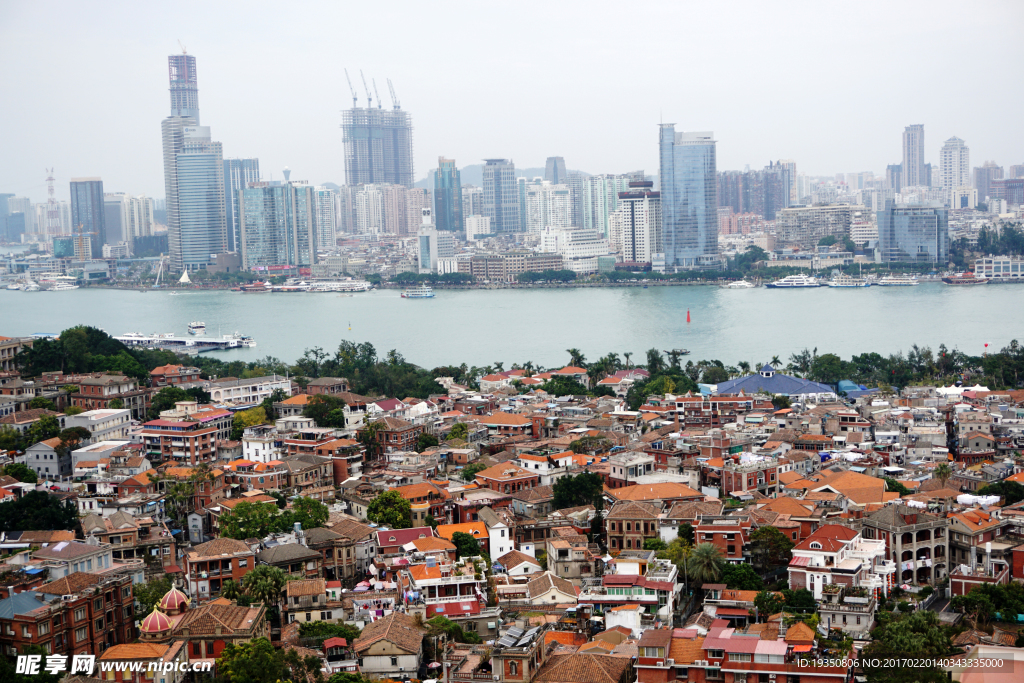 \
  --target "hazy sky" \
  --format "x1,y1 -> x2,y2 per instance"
2,0 -> 1022,203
